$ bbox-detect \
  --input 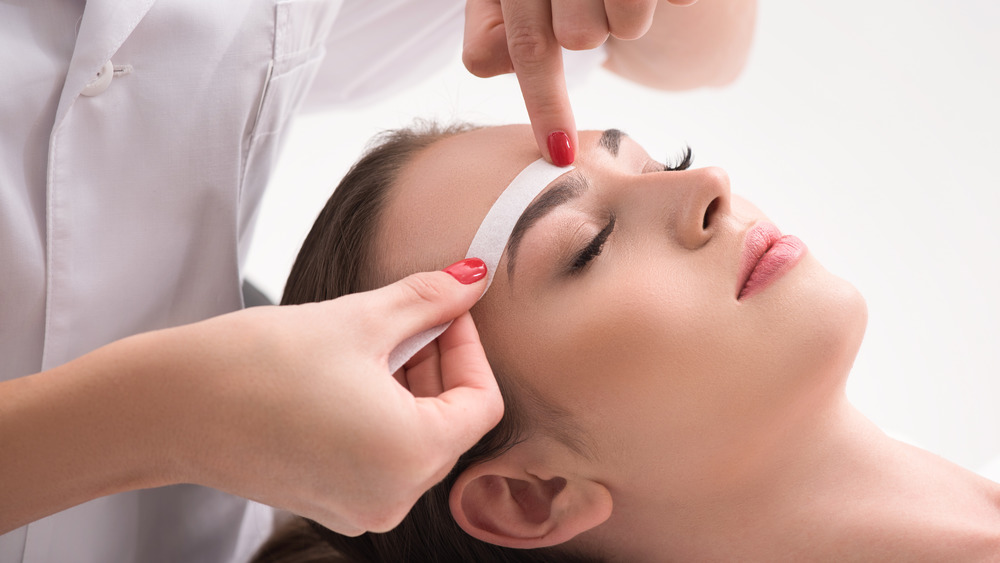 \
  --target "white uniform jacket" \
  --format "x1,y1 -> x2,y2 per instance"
0,0 -> 463,561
